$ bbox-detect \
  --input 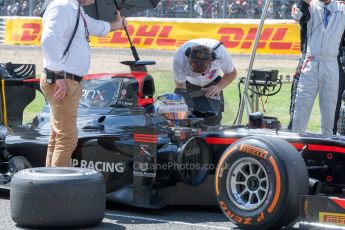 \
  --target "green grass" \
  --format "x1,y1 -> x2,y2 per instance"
151,70 -> 321,132
23,92 -> 45,124
23,70 -> 322,132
